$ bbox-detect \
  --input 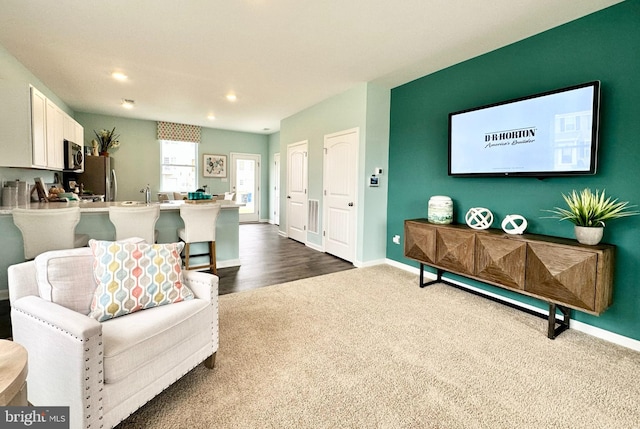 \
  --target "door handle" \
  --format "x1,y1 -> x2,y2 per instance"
348,202 -> 354,207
